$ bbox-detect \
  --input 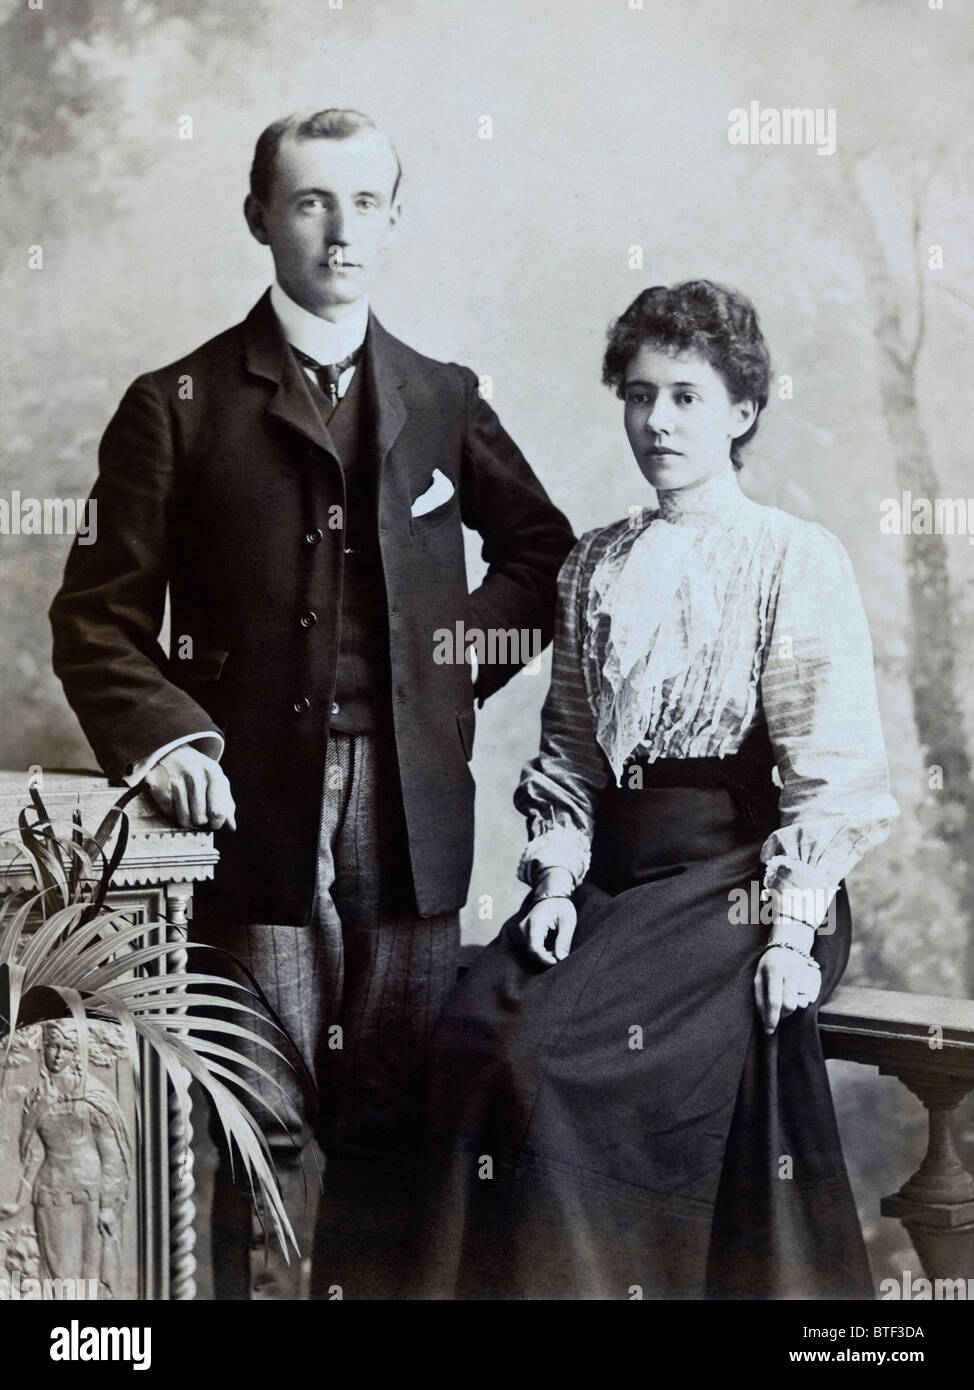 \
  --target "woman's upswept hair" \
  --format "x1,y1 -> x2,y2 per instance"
603,279 -> 772,467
